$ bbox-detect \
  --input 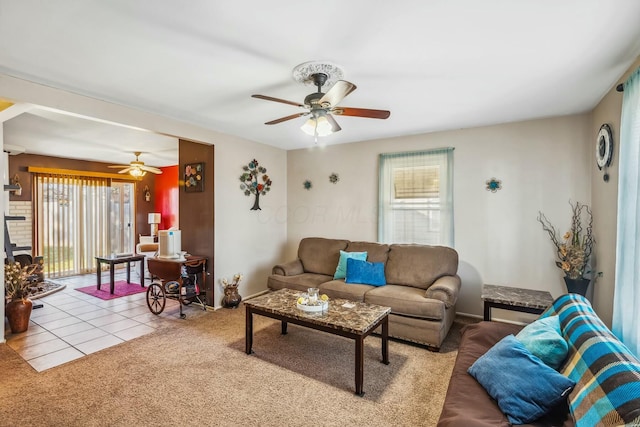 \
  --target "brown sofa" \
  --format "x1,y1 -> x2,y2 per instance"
437,321 -> 572,426
267,237 -> 461,350
438,294 -> 640,426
